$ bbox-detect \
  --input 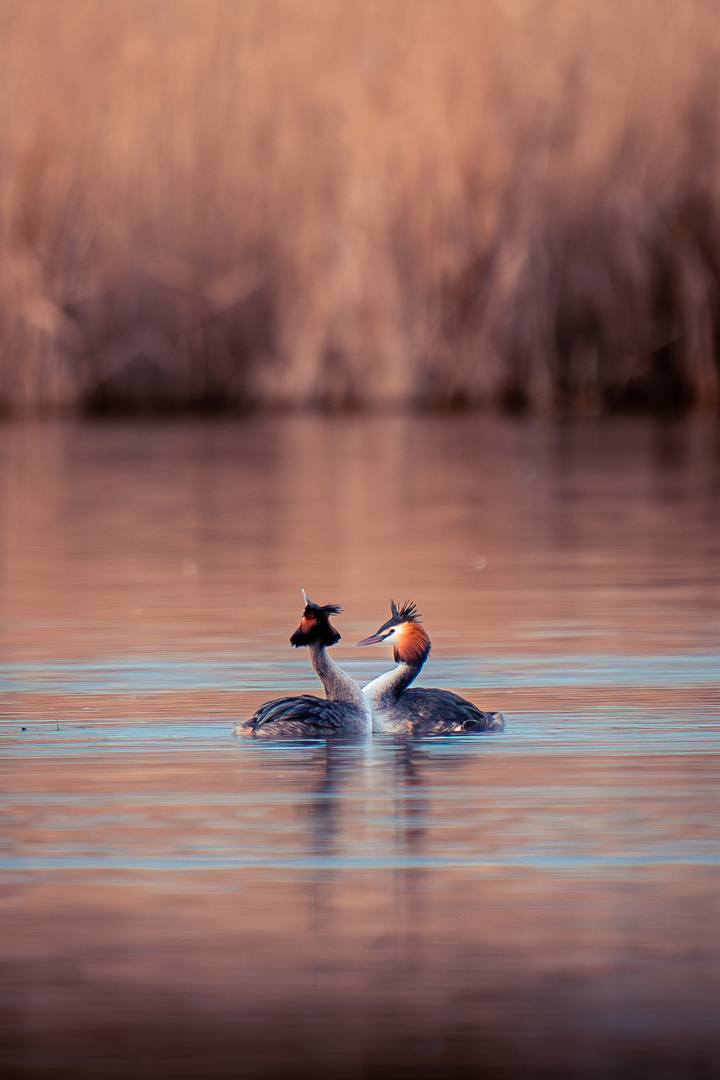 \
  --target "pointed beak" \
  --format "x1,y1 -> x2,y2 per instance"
356,631 -> 387,647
